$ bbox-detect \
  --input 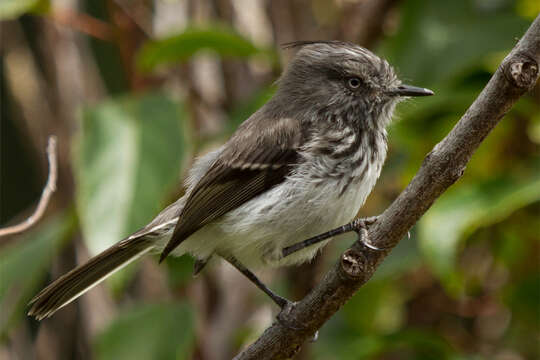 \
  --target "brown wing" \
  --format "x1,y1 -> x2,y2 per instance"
159,117 -> 302,261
